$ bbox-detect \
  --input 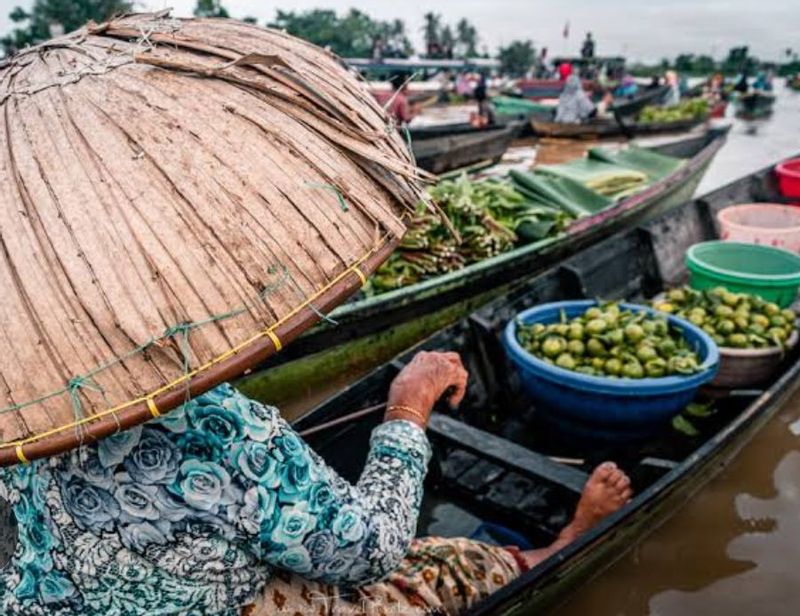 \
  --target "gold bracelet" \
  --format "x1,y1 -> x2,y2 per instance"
386,404 -> 428,425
